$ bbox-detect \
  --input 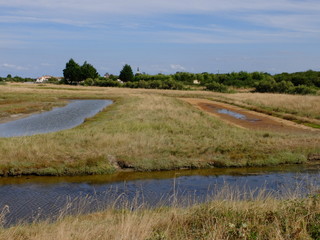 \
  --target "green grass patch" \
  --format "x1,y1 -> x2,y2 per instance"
304,122 -> 320,129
